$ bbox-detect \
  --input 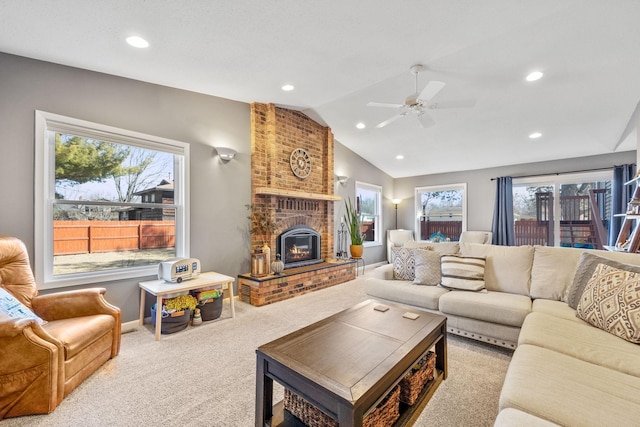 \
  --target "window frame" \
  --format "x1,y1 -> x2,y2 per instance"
355,181 -> 383,247
35,110 -> 190,289
414,183 -> 467,241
